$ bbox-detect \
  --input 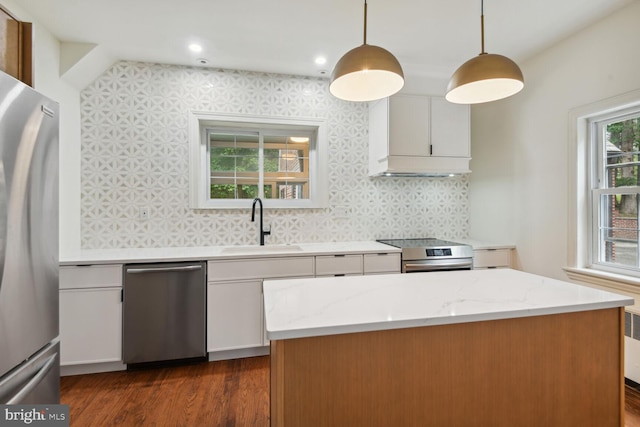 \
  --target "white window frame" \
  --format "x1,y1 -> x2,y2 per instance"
567,88 -> 640,288
188,111 -> 328,209
589,108 -> 640,276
